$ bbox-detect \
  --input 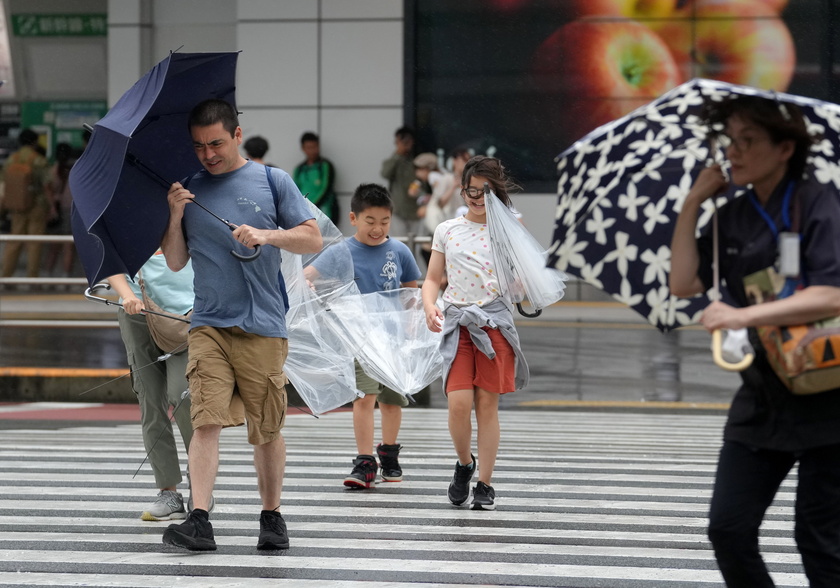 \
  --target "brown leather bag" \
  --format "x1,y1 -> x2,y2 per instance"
138,275 -> 191,353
